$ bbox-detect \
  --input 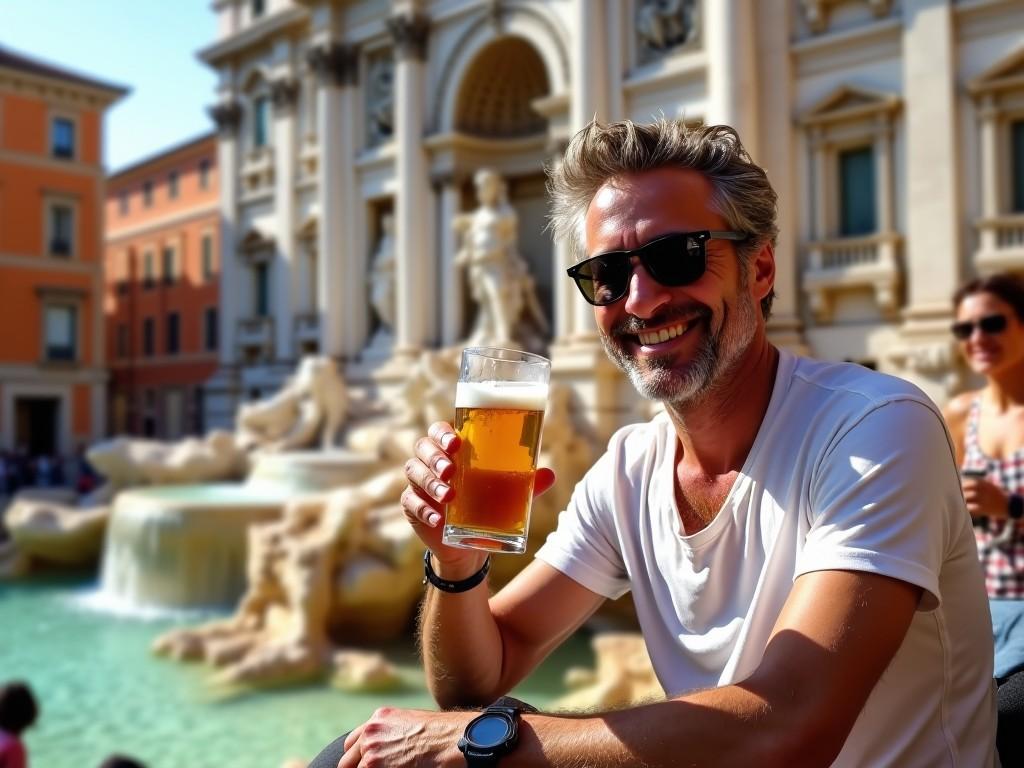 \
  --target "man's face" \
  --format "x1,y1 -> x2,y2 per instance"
583,167 -> 765,409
